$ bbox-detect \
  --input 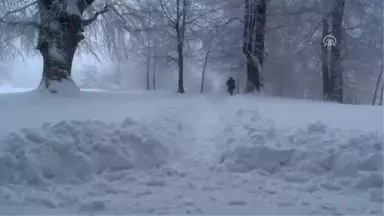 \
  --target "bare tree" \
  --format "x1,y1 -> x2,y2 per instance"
321,0 -> 345,103
152,39 -> 157,90
200,30 -> 215,93
321,3 -> 331,100
0,0 -> 112,94
137,0 -> 221,93
146,42 -> 151,90
372,63 -> 383,105
158,0 -> 190,93
243,0 -> 267,93
380,85 -> 384,106
328,0 -> 345,103
0,0 -> 380,101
